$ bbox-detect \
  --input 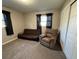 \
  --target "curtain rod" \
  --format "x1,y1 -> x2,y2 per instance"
36,13 -> 53,15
